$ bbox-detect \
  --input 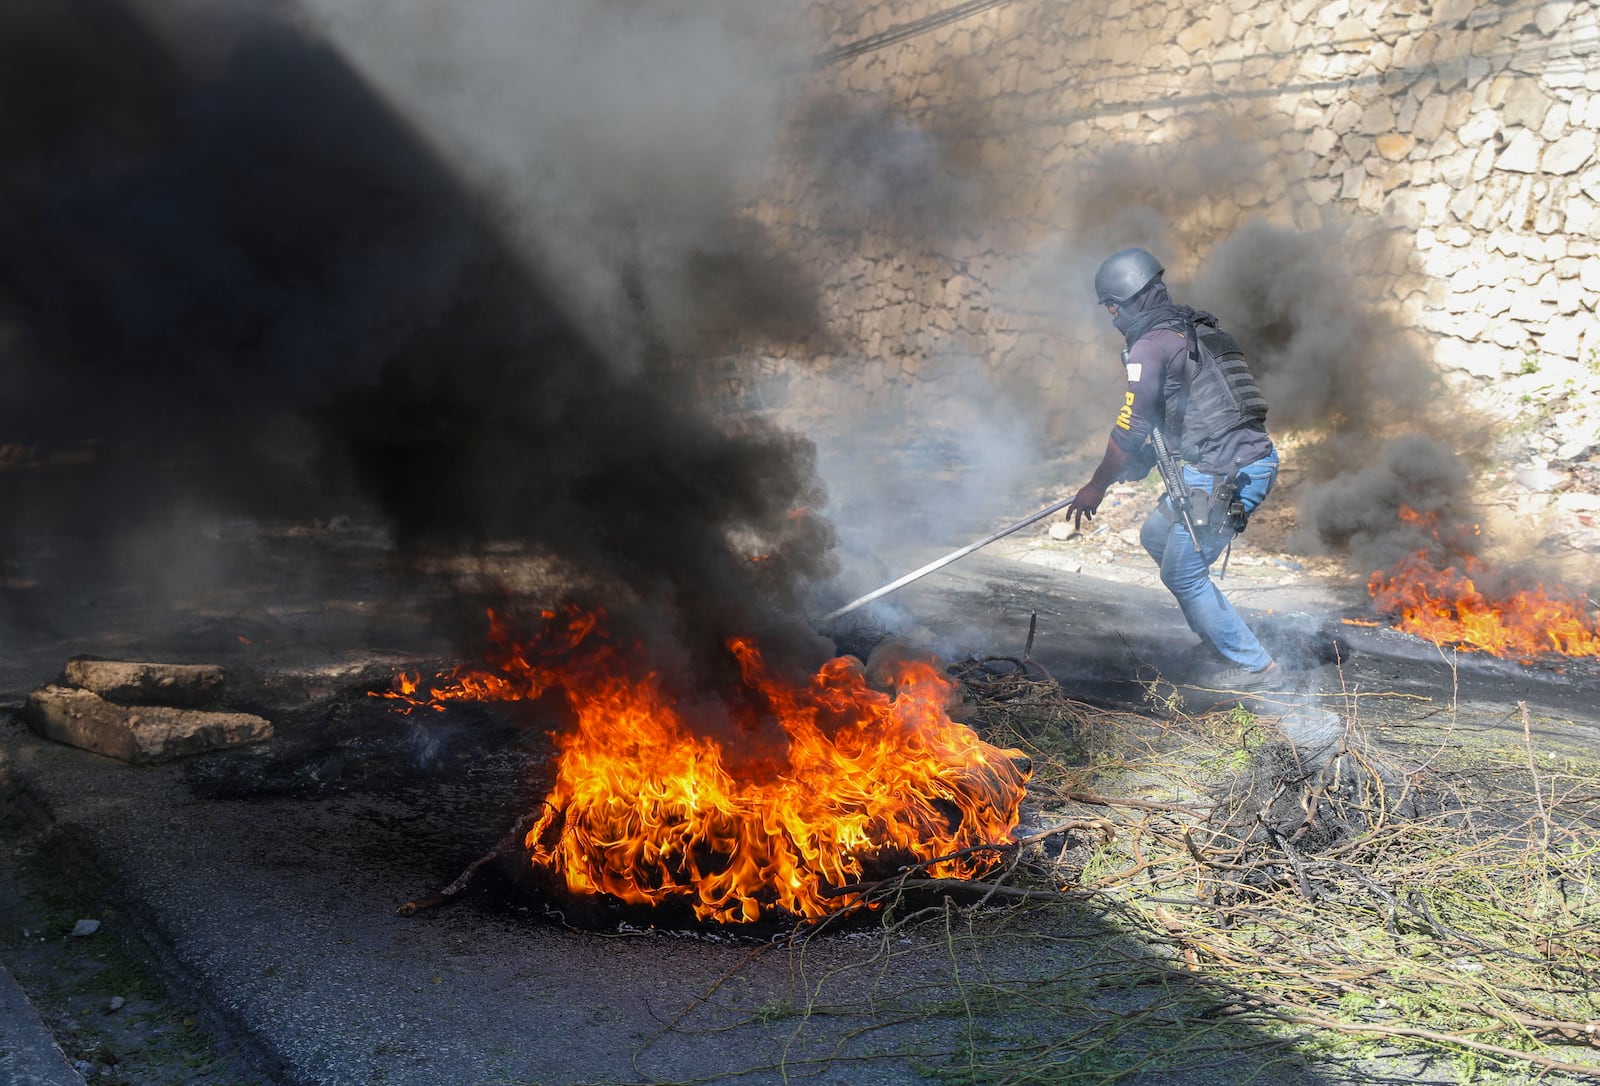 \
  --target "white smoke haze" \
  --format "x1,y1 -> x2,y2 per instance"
803,351 -> 1042,617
